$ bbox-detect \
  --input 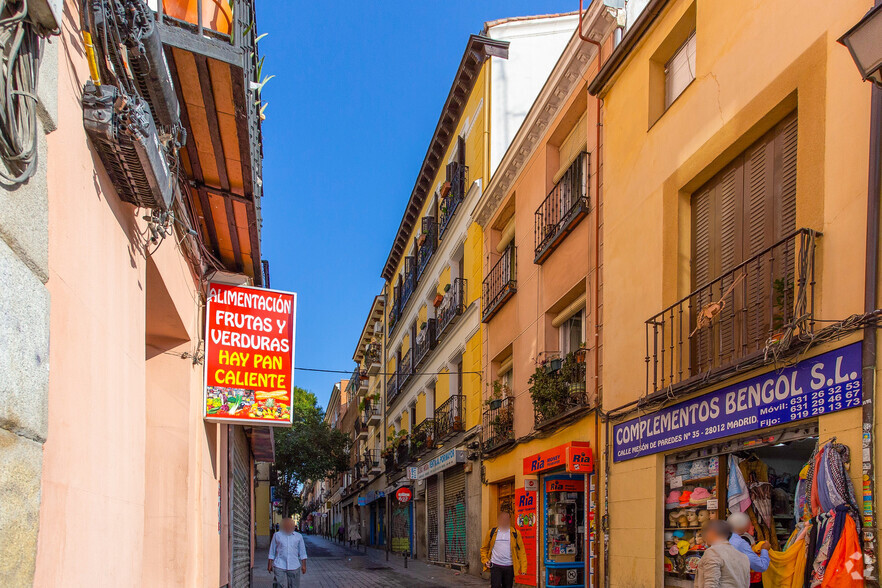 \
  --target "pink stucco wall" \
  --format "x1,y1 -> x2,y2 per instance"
33,1 -> 226,585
